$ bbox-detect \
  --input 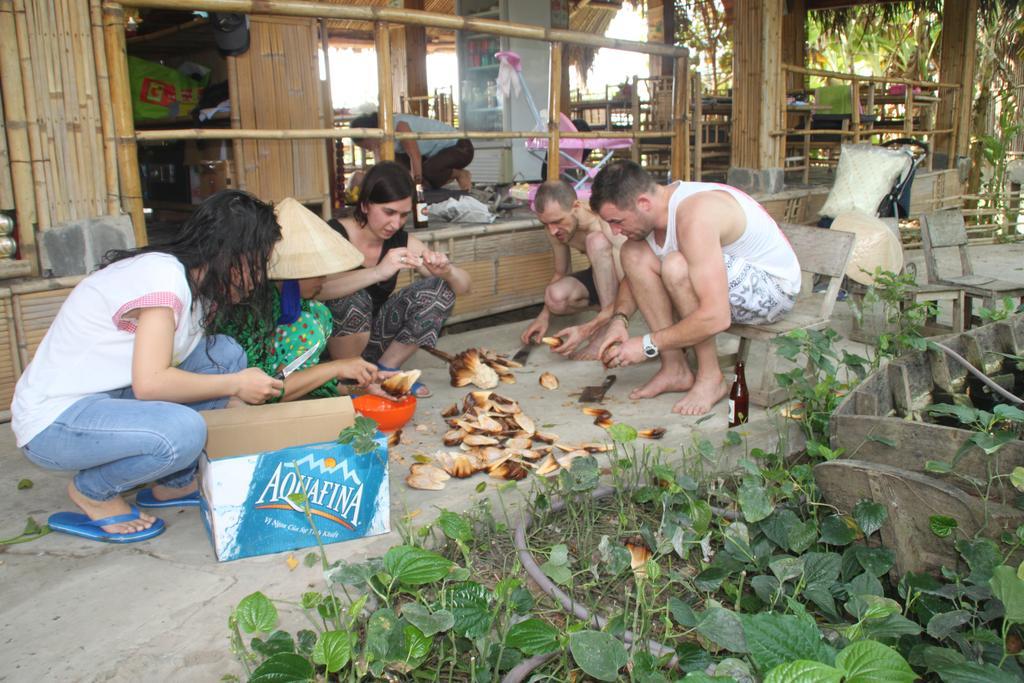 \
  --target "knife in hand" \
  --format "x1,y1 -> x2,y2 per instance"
274,339 -> 322,380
